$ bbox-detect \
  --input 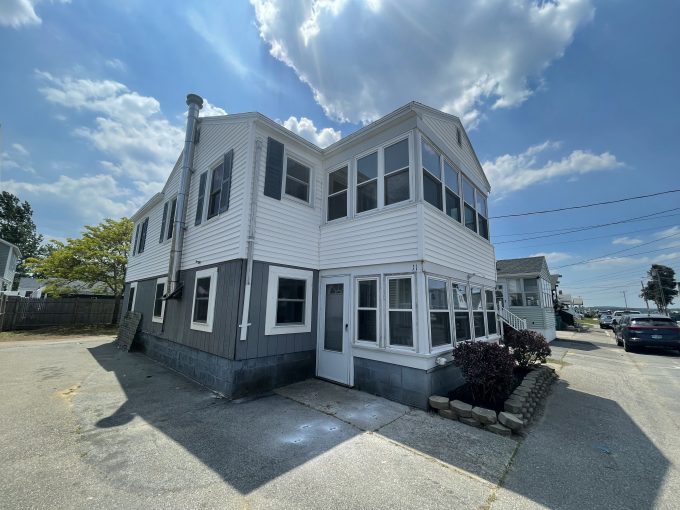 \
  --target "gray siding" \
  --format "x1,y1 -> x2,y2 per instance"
0,244 -> 9,281
124,259 -> 245,360
235,261 -> 318,360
